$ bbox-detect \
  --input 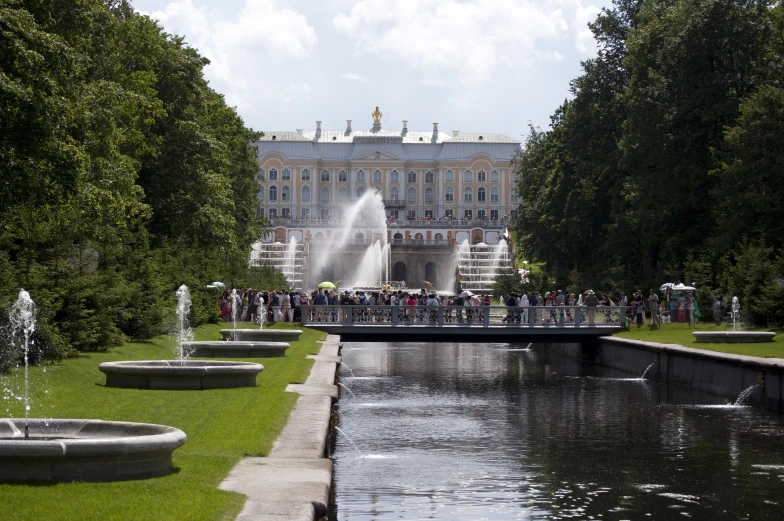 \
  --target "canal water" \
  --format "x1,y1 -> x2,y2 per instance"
328,342 -> 784,520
